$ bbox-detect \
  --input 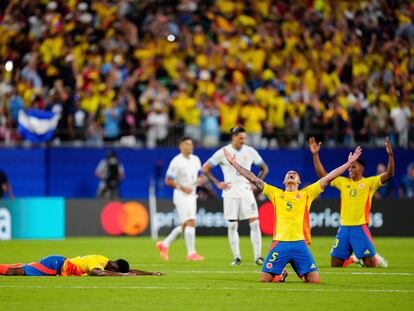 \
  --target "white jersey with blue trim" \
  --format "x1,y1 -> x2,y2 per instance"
166,153 -> 201,201
208,144 -> 264,198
